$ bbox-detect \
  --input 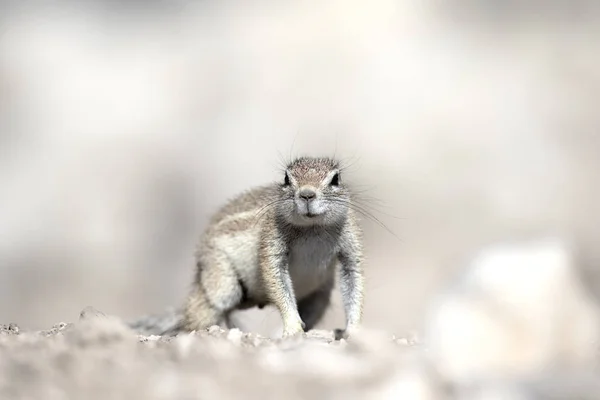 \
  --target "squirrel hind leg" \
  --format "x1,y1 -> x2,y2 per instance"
183,284 -> 225,331
198,255 -> 245,312
184,257 -> 246,331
